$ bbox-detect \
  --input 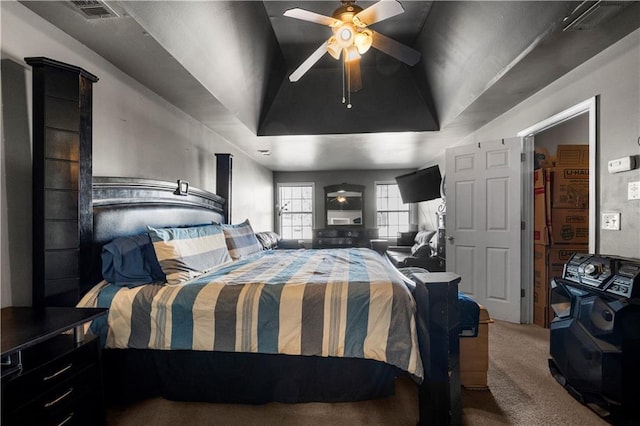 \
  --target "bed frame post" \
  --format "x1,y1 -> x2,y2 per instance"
215,153 -> 233,223
412,272 -> 462,425
26,57 -> 98,308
